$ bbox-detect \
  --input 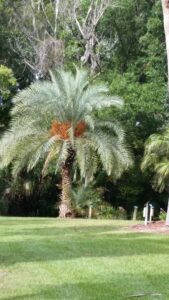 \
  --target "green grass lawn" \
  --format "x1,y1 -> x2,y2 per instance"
0,218 -> 169,300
